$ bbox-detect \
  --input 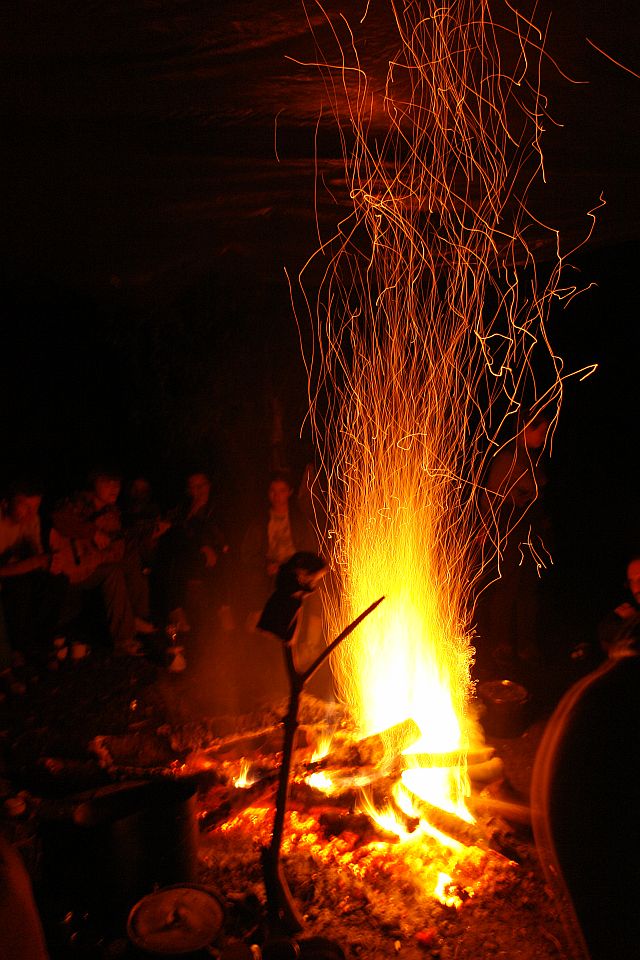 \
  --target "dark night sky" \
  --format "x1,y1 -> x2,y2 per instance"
1,0 -> 639,625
